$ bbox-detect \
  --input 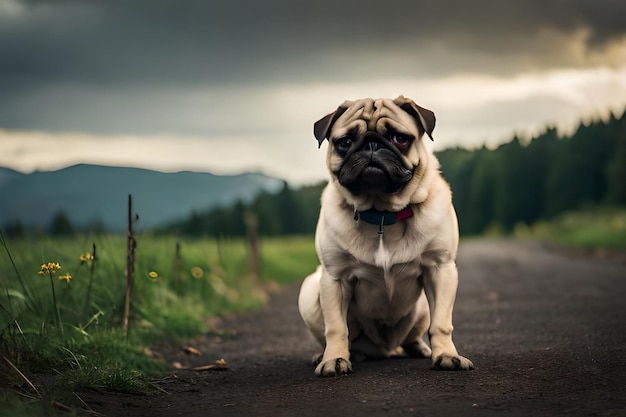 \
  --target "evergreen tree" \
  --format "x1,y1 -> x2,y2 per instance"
492,137 -> 530,231
275,181 -> 299,234
524,127 -> 559,223
50,211 -> 74,236
3,220 -> 25,238
437,147 -> 477,234
544,118 -> 616,216
253,191 -> 283,236
466,148 -> 497,234
606,112 -> 626,205
182,210 -> 205,236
